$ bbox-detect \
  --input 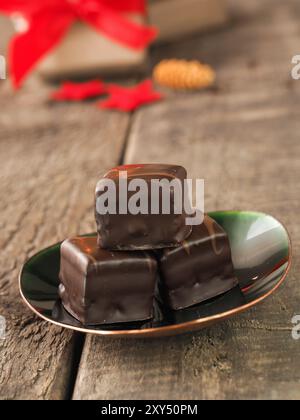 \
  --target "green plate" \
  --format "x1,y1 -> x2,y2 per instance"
19,211 -> 291,338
